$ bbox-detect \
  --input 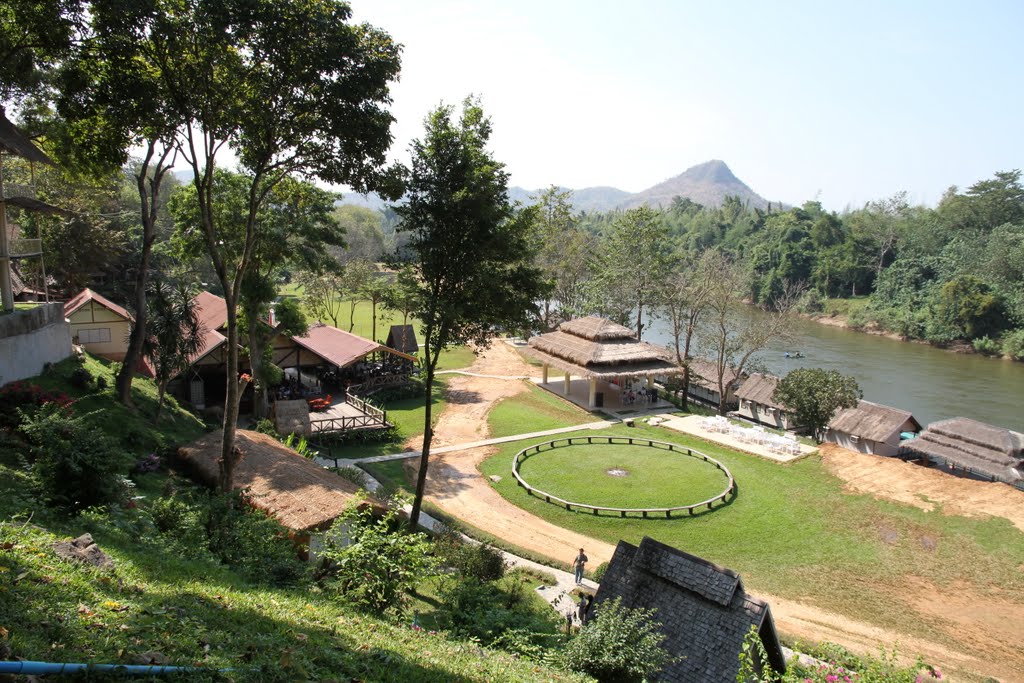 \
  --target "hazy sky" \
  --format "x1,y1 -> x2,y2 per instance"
349,0 -> 1024,211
